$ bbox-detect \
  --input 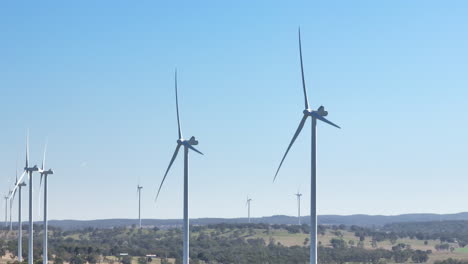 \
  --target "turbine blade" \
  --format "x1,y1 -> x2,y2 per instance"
25,131 -> 29,169
15,160 -> 18,183
312,112 -> 341,129
183,142 -> 204,155
155,144 -> 181,202
41,140 -> 48,171
274,115 -> 308,181
175,69 -> 182,139
9,171 -> 26,199
38,174 -> 44,217
299,28 -> 310,110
